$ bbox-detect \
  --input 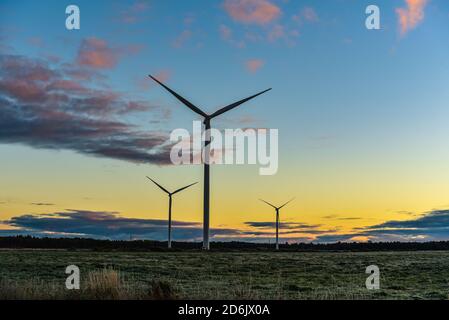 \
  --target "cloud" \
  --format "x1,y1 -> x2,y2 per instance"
316,209 -> 449,243
5,209 -> 449,243
267,24 -> 284,42
1,209 -> 242,241
245,59 -> 264,73
0,53 -> 173,165
172,30 -> 192,48
245,221 -> 321,230
30,203 -> 55,206
77,37 -> 142,69
322,215 -> 361,221
292,7 -> 319,23
77,38 -> 118,69
302,7 -> 319,22
119,1 -> 150,24
223,0 -> 281,25
365,209 -> 449,231
219,24 -> 246,48
1,210 -> 332,241
396,0 -> 428,35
